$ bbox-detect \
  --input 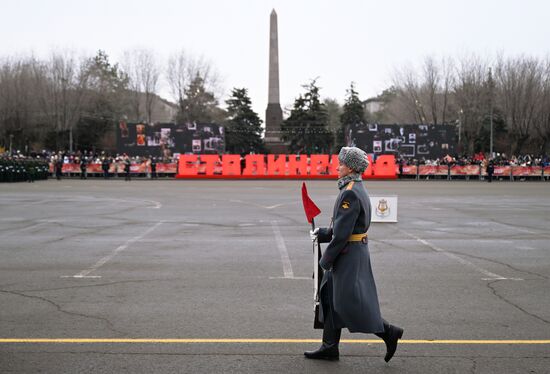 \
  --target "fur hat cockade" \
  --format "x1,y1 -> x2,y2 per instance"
338,146 -> 369,173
